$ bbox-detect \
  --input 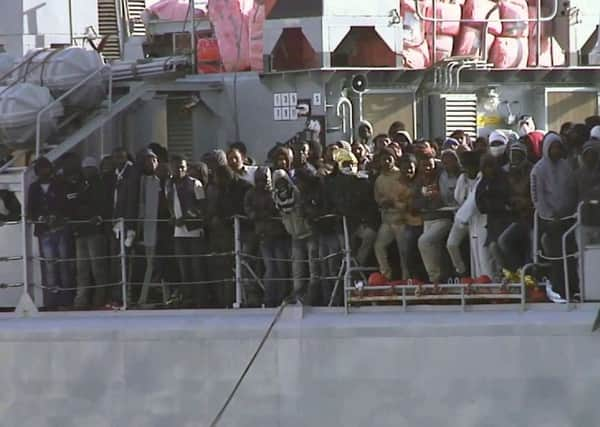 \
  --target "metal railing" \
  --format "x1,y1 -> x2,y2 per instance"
10,208 -> 594,312
410,0 -> 559,67
532,206 -> 583,306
